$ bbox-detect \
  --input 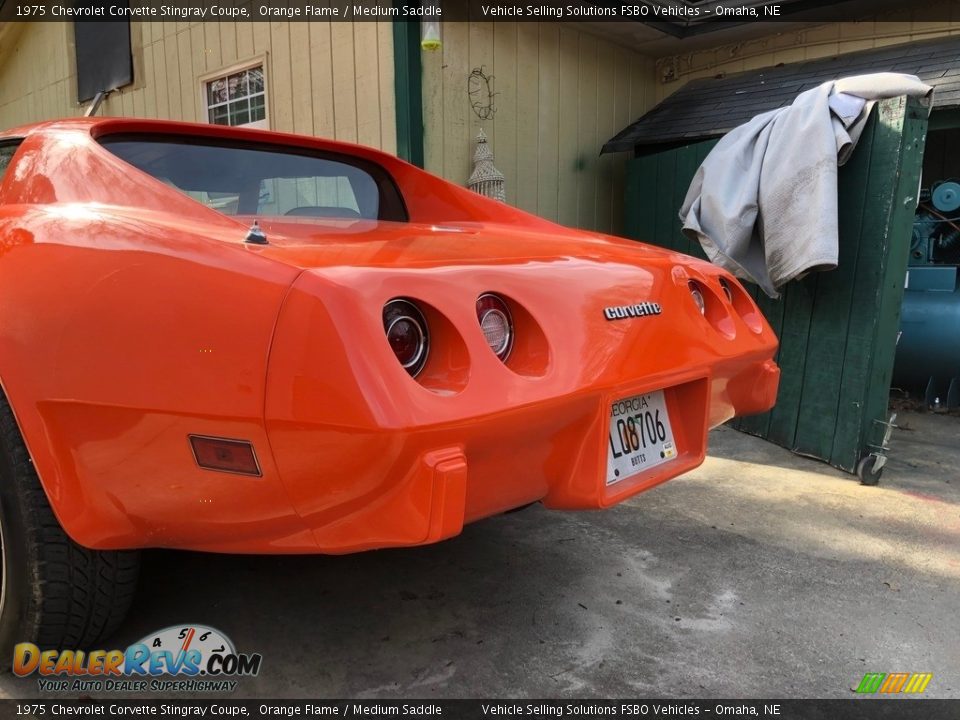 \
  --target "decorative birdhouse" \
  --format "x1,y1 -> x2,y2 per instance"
467,129 -> 505,202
